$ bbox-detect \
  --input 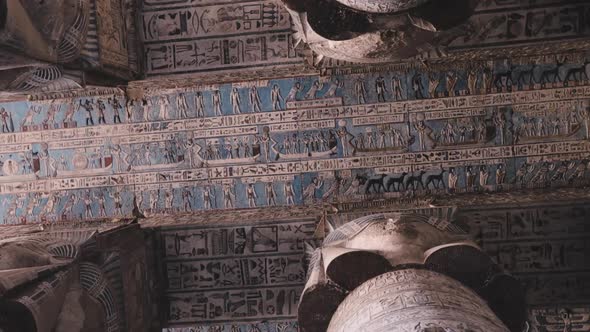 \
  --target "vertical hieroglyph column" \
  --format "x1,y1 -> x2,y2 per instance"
328,269 -> 510,332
